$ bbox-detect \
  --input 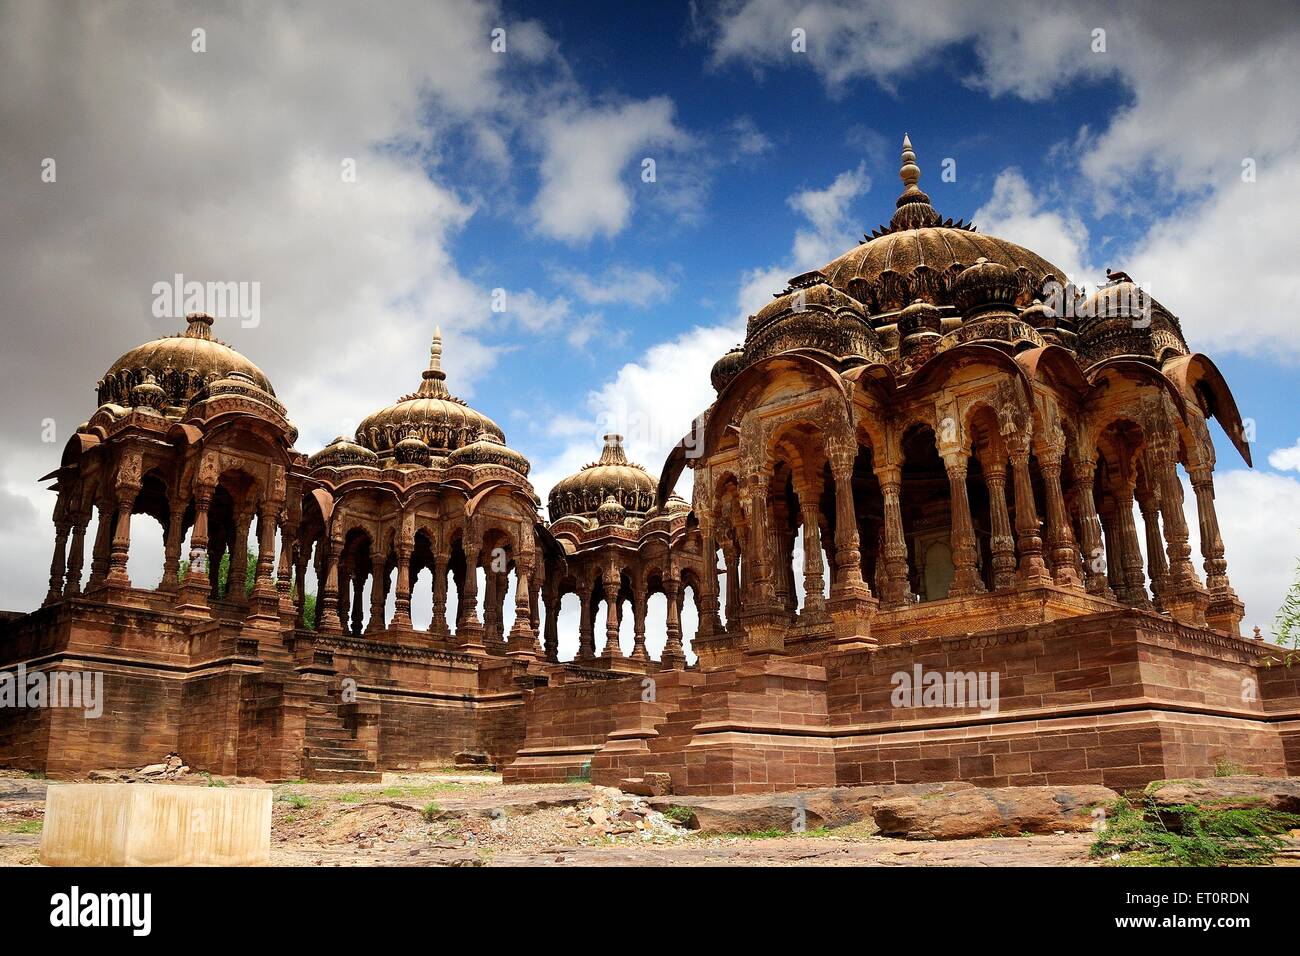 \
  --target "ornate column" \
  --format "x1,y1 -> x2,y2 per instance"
1135,486 -> 1168,611
317,537 -> 344,634
391,543 -> 414,631
63,510 -> 90,597
457,534 -> 486,652
1073,458 -> 1112,597
1151,447 -> 1208,626
43,502 -> 71,606
542,584 -> 560,662
825,445 -> 876,649
943,452 -> 983,597
696,519 -> 724,641
276,508 -> 300,619
577,586 -> 595,661
629,583 -> 649,662
430,551 -> 450,638
226,508 -> 253,603
482,570 -> 499,641
875,466 -> 913,608
157,503 -> 185,593
798,490 -> 826,620
982,459 -> 1017,591
105,461 -> 142,589
337,558 -> 353,633
176,487 -> 213,616
293,540 -> 309,628
661,574 -> 685,668
86,496 -> 115,592
1113,490 -> 1152,609
721,538 -> 740,632
1038,448 -> 1082,587
1189,466 -> 1244,634
507,558 -> 539,659
366,548 -> 387,634
1009,438 -> 1051,586
245,502 -> 282,625
600,567 -> 623,659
